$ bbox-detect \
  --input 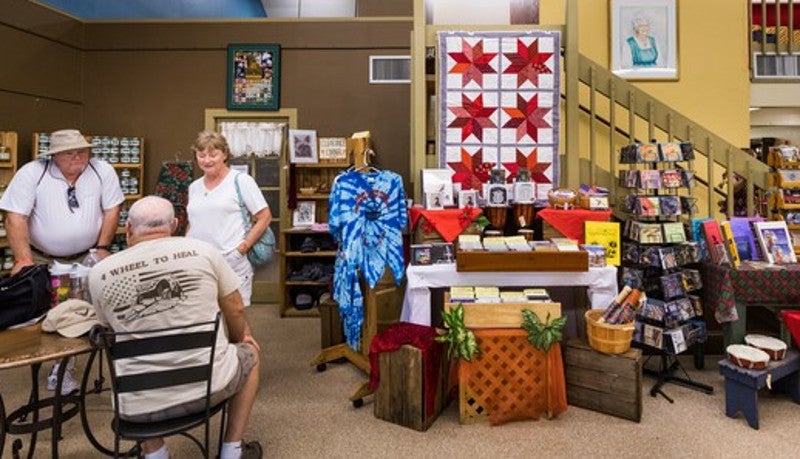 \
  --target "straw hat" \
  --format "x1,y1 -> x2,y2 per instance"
44,129 -> 93,157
